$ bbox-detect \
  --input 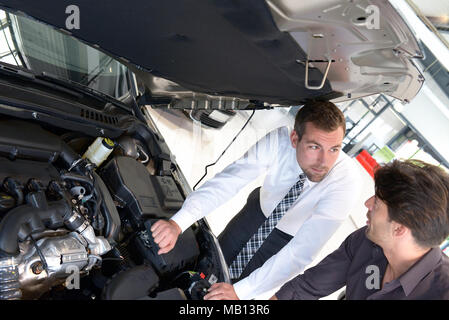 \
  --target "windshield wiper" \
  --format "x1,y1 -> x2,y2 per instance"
39,72 -> 132,114
0,63 -> 84,99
